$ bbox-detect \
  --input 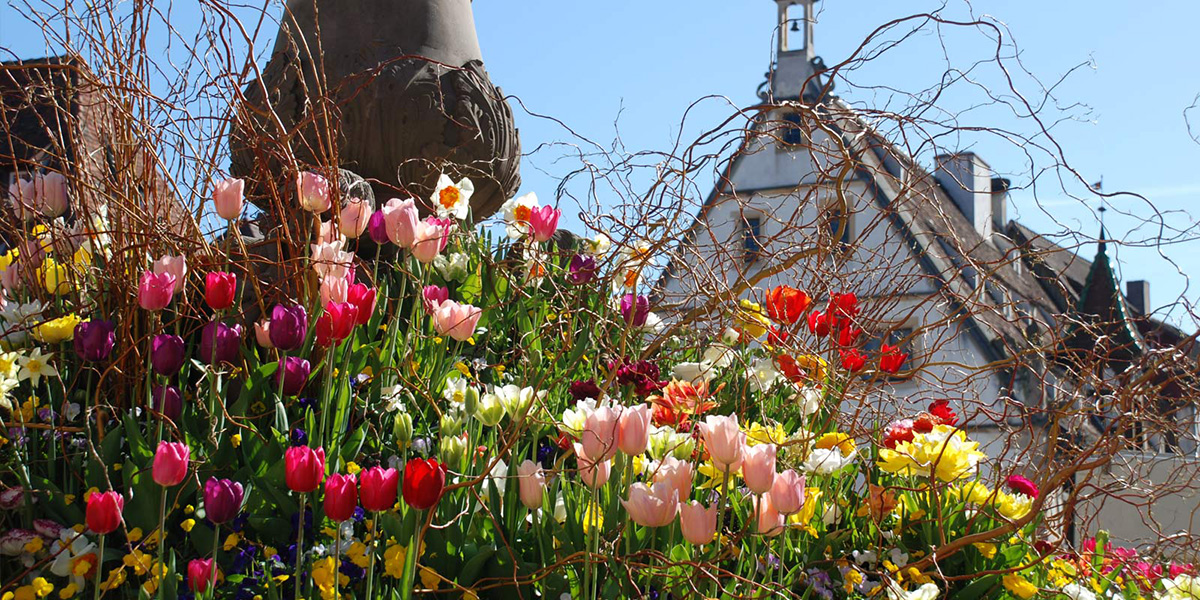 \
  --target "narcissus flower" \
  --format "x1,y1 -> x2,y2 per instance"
34,313 -> 81,344
432,174 -> 474,220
